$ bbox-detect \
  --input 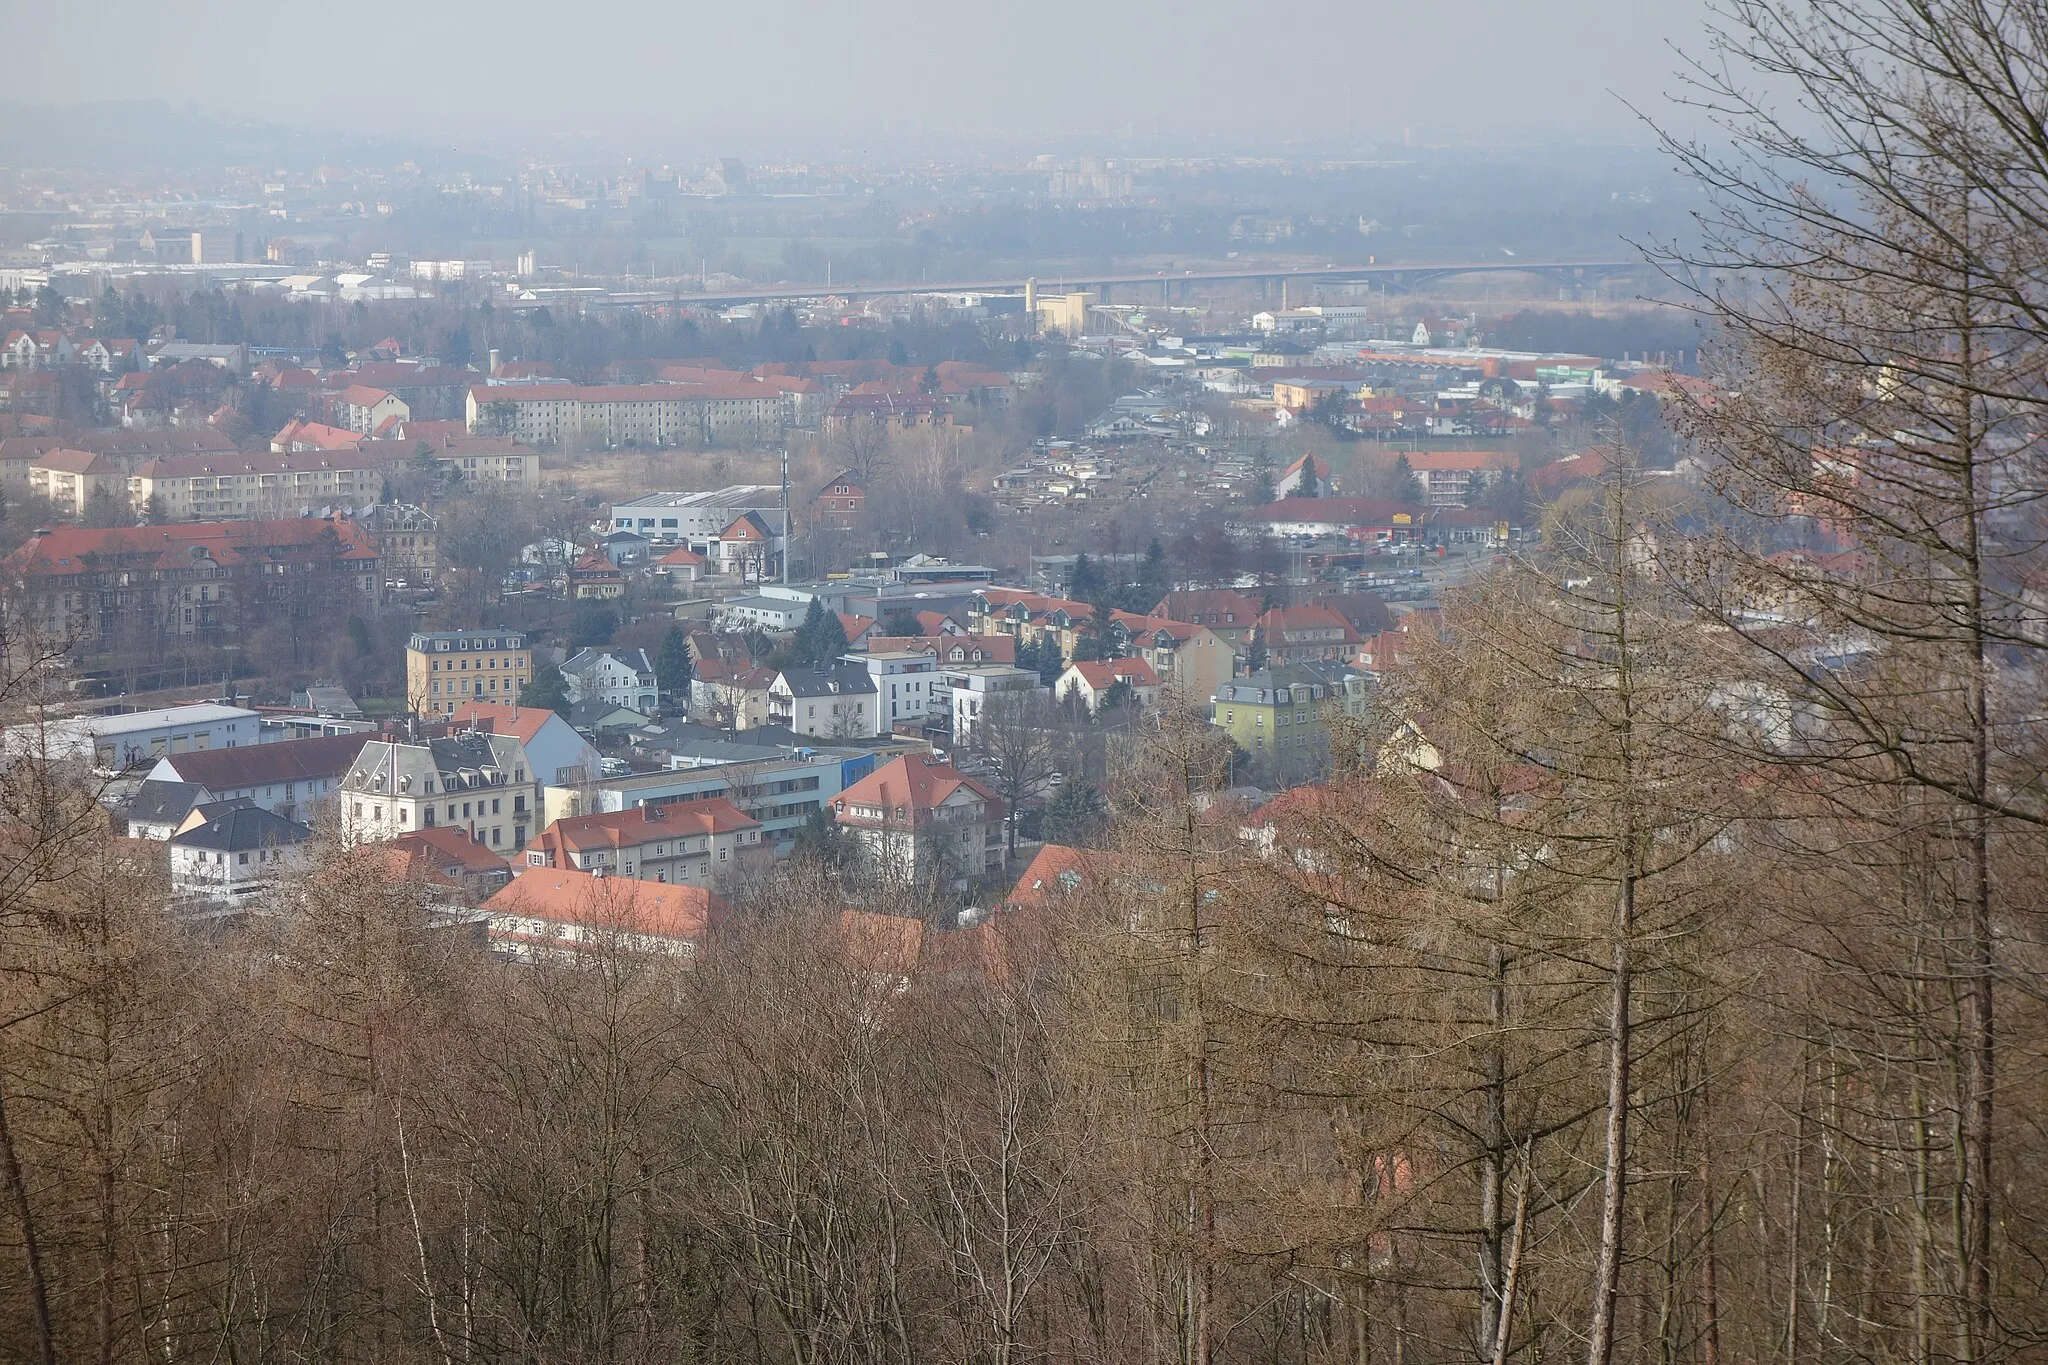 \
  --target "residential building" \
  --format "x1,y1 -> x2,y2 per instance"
465,381 -> 789,447
406,630 -> 533,717
1404,449 -> 1521,507
823,391 -> 957,434
1152,589 -> 1263,646
387,827 -> 515,899
8,702 -> 260,771
1004,842 -> 1124,911
936,664 -> 1045,742
562,647 -> 659,715
811,468 -> 867,529
1056,656 -> 1163,713
336,384 -> 409,436
863,634 -> 1016,667
168,802 -> 312,905
1,330 -> 74,370
711,512 -> 777,578
339,731 -> 539,851
397,425 -> 540,484
123,779 -> 211,839
1210,661 -> 1371,773
848,650 -> 941,731
1,519 -> 379,650
689,662 -> 777,730
830,754 -> 1005,888
28,449 -> 126,515
482,872 -> 722,961
598,529 -> 651,565
127,449 -> 384,520
568,551 -> 626,599
1112,615 -> 1240,700
1275,452 -> 1334,496
568,700 -> 647,736
522,796 -> 766,886
769,665 -> 880,738
145,730 -> 374,822
447,700 -> 603,789
362,502 -> 438,578
271,419 -> 365,453
1256,604 -> 1362,665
